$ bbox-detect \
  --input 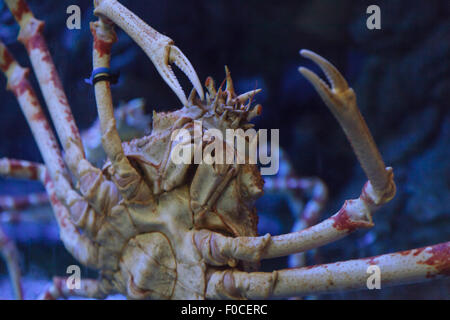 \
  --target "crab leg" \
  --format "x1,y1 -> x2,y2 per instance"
0,42 -> 72,199
0,210 -> 52,225
0,160 -> 50,229
0,161 -> 28,300
89,18 -> 151,202
0,159 -> 49,212
196,177 -> 394,266
0,162 -> 29,300
299,50 -> 395,203
288,177 -> 327,268
206,241 -> 450,299
0,158 -> 42,180
0,226 -> 23,299
0,41 -> 110,237
0,159 -> 97,299
4,0 -> 85,175
0,193 -> 48,213
258,176 -> 328,267
41,169 -> 100,268
93,0 -> 204,106
0,159 -> 99,268
265,177 -> 327,224
39,277 -> 109,300
4,1 -> 120,219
